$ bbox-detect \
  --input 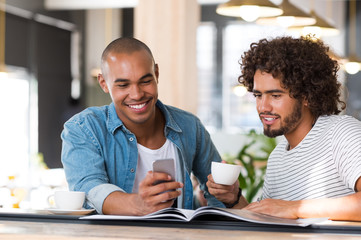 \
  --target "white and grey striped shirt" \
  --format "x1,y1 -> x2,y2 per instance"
262,115 -> 361,201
